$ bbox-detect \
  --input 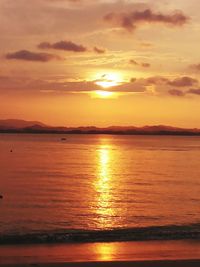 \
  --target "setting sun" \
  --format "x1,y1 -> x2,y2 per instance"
95,72 -> 122,89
